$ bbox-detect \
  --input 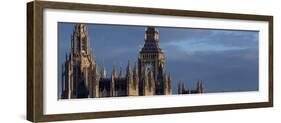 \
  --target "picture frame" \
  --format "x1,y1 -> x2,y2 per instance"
27,0 -> 273,122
